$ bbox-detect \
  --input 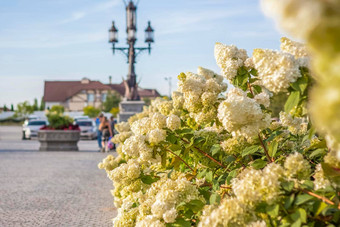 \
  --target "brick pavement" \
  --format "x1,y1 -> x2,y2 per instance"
0,151 -> 117,227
